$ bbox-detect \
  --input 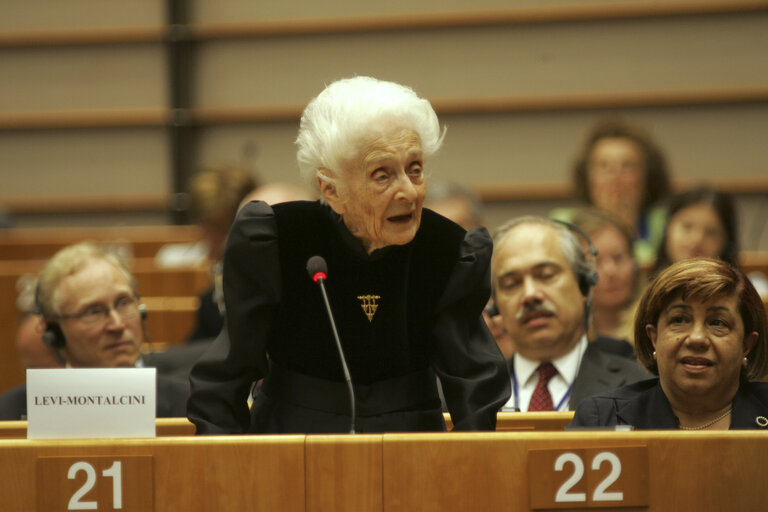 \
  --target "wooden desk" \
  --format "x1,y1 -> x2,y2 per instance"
0,418 -> 196,439
382,431 -> 768,511
0,431 -> 765,511
445,411 -> 574,431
